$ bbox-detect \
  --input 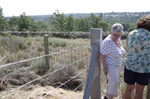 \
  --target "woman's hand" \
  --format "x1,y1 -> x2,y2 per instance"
103,67 -> 108,75
100,53 -> 108,75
